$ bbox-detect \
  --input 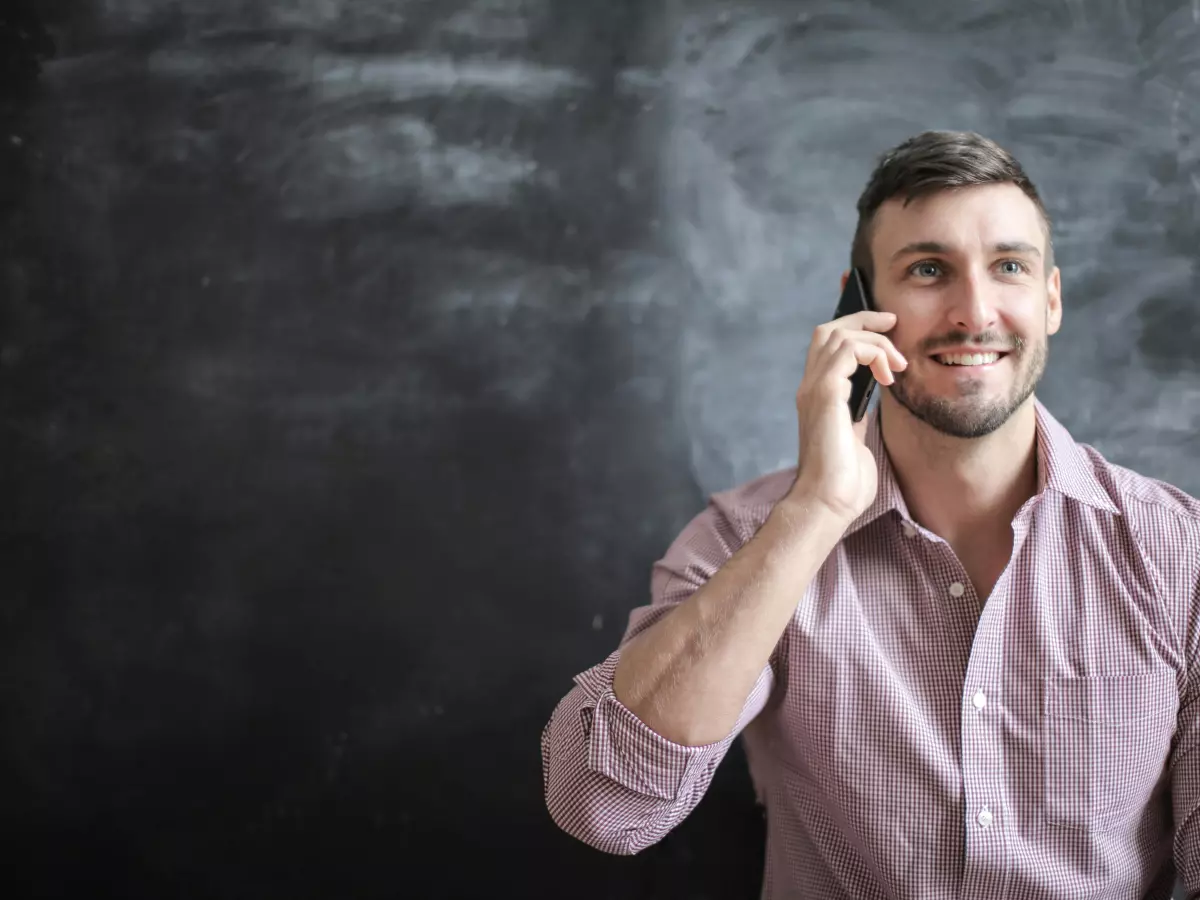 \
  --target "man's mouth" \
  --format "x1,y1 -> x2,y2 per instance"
932,351 -> 1008,367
